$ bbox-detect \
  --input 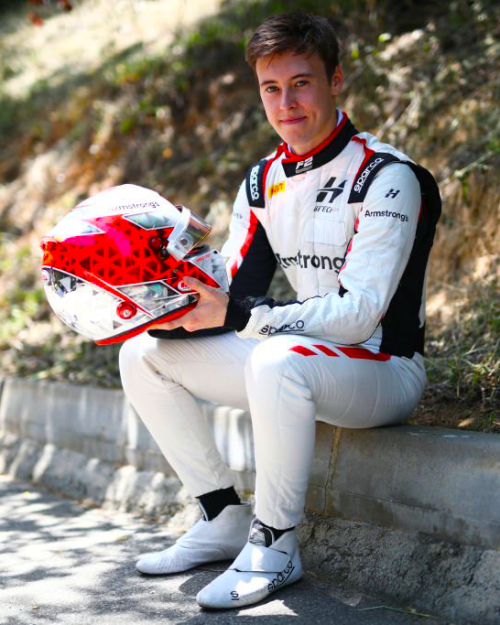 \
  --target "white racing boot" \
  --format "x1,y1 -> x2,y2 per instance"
196,520 -> 302,609
136,503 -> 253,575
